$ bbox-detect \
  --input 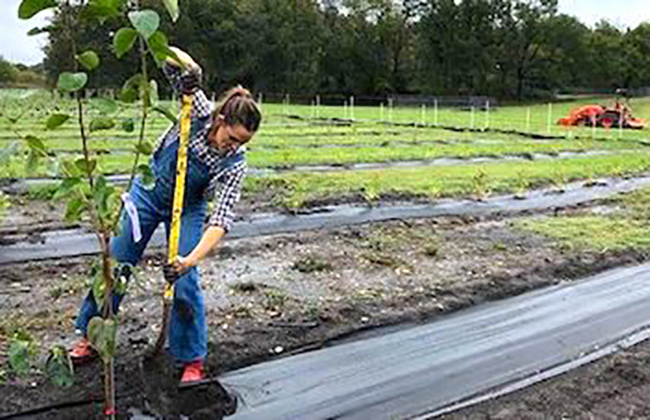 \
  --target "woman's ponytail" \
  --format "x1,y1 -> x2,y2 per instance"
212,85 -> 262,132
